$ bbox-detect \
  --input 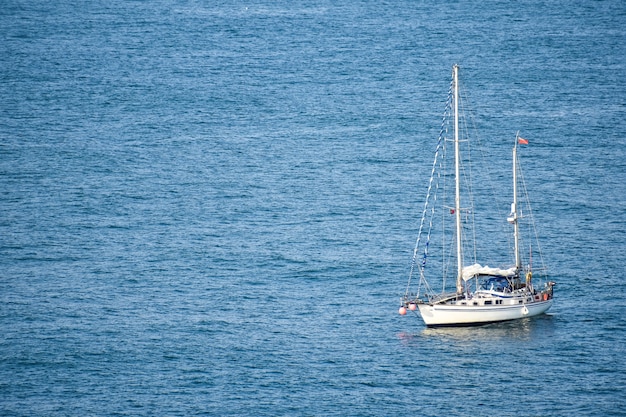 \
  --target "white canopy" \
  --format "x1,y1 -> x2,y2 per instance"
462,263 -> 516,281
